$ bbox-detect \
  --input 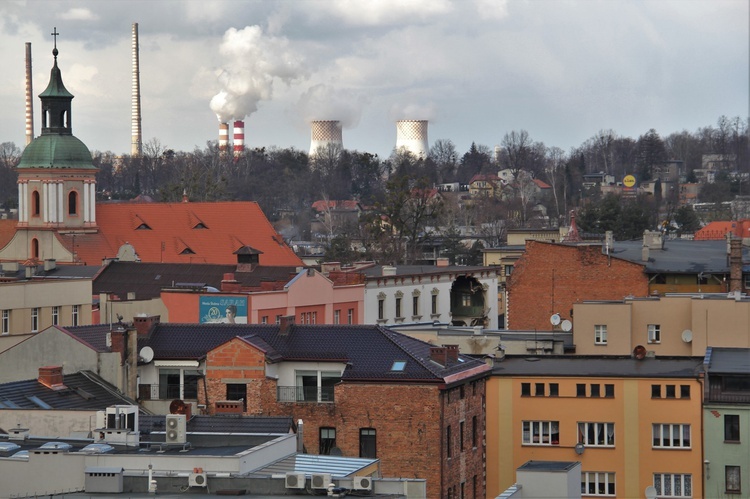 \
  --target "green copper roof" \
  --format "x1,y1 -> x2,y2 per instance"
18,134 -> 94,169
39,60 -> 73,99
